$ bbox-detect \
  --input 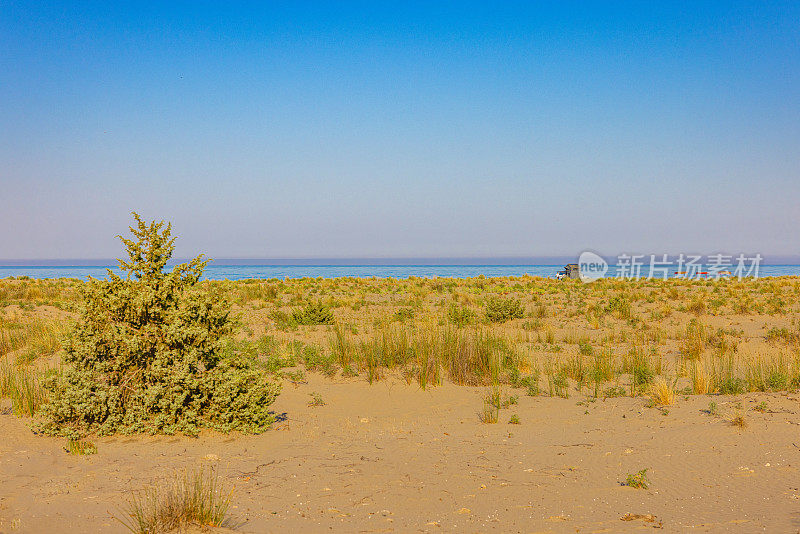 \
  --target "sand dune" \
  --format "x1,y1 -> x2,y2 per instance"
2,373 -> 799,532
